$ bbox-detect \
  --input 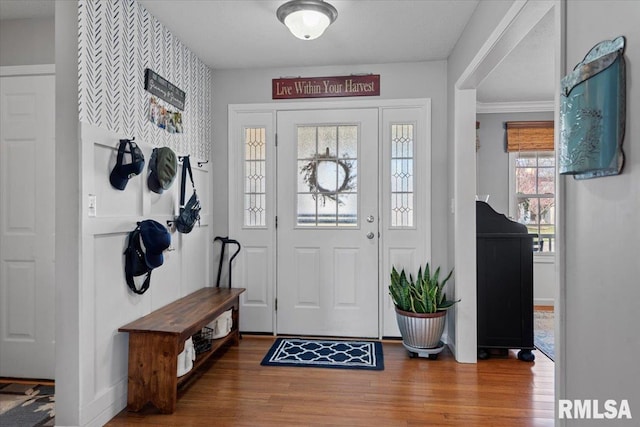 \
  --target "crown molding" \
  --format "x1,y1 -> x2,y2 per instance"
476,100 -> 554,114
